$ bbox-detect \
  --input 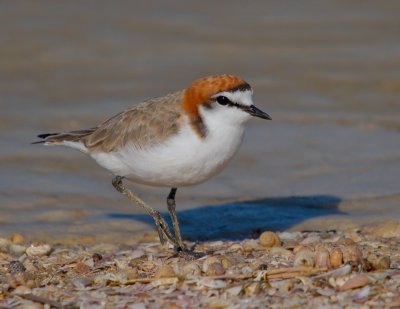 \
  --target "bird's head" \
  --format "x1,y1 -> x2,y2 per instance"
182,74 -> 271,136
